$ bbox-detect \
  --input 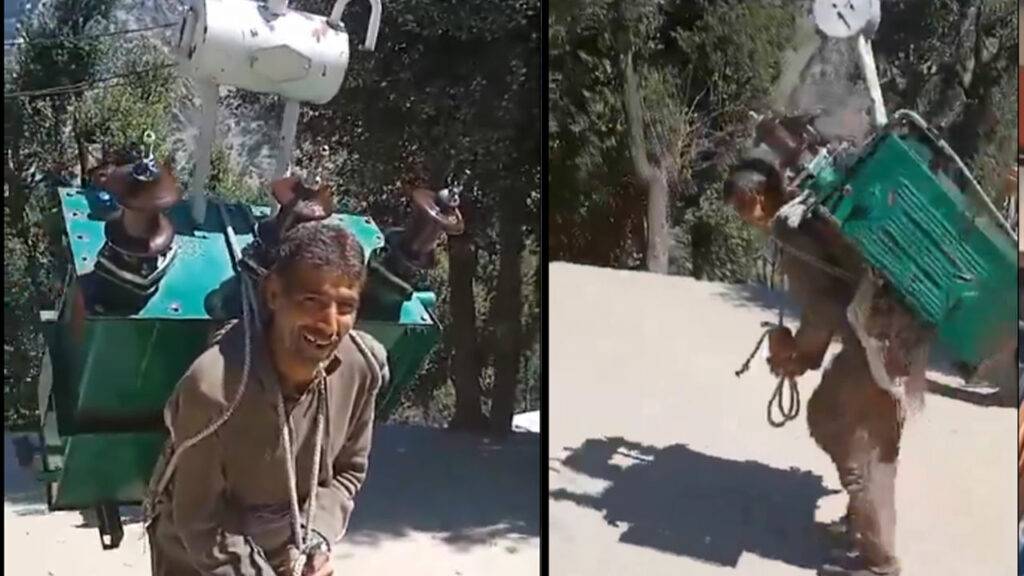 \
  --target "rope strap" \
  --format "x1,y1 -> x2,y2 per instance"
735,320 -> 802,428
